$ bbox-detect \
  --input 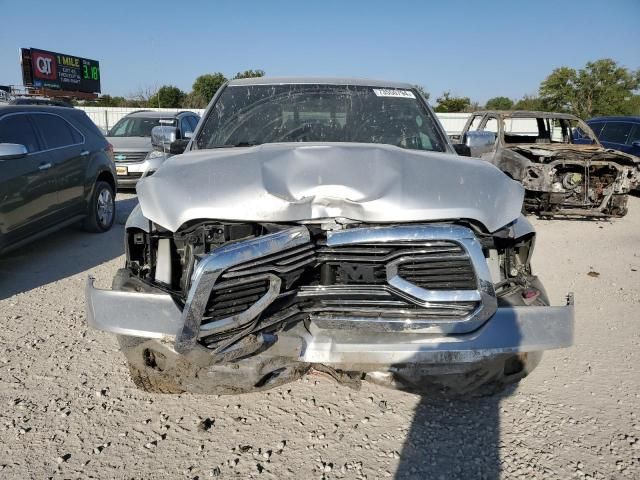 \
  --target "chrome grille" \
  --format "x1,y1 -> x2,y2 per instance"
317,242 -> 464,262
396,257 -> 476,290
314,300 -> 476,317
317,241 -> 477,290
200,278 -> 272,348
113,151 -> 147,163
198,244 -> 315,345
298,284 -> 478,324
224,244 -> 315,277
204,279 -> 270,322
176,225 -> 497,352
116,172 -> 143,180
223,244 -> 315,289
